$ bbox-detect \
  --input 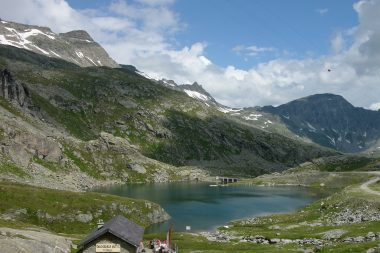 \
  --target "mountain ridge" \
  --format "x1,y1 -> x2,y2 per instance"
257,93 -> 380,152
115,60 -> 380,154
0,43 -> 336,191
0,19 -> 119,68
